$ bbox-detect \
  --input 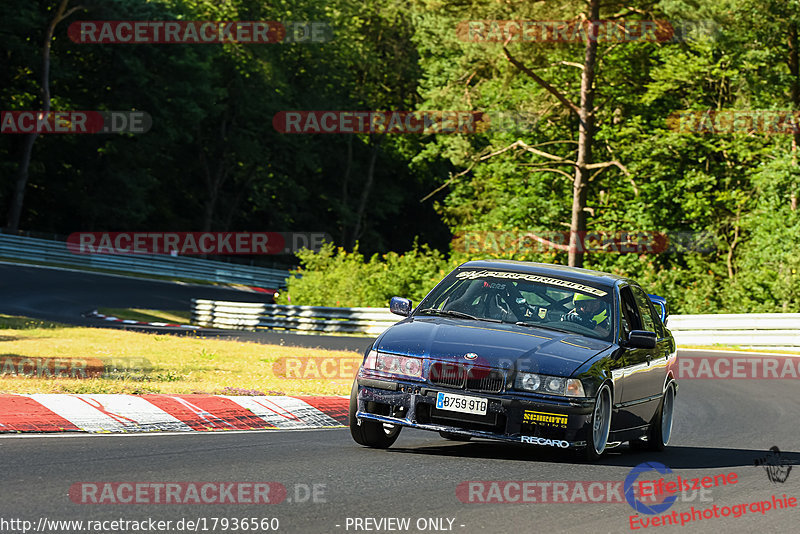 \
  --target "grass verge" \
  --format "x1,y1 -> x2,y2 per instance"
0,314 -> 360,395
